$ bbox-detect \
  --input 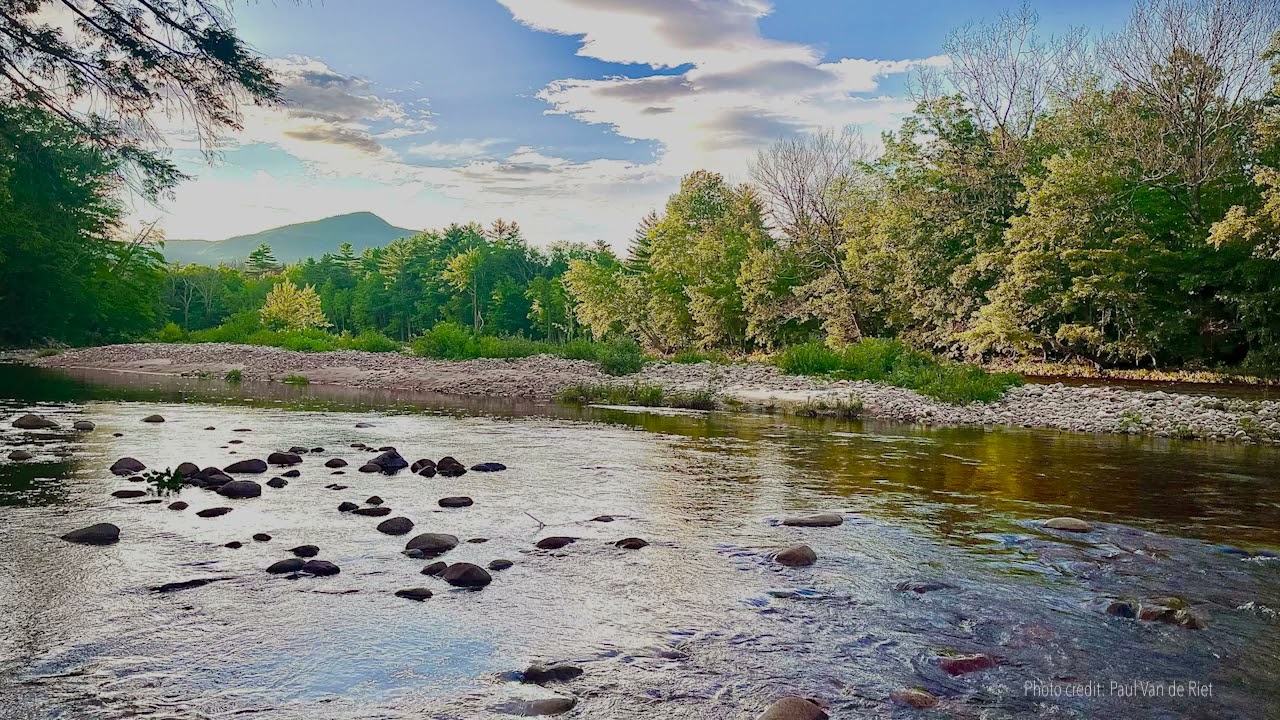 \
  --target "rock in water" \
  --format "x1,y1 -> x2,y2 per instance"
442,562 -> 492,588
253,533 -> 272,542
302,560 -> 340,576
267,558 -> 305,574
938,654 -> 996,676
358,463 -> 381,473
224,541 -> 242,549
111,489 -> 146,499
369,449 -> 408,473
73,420 -> 95,431
757,697 -> 828,720
196,507 -> 233,518
421,561 -> 448,576
405,533 -> 460,556
1044,517 -> 1093,532
591,515 -> 615,522
522,664 -> 583,684
488,559 -> 513,571
281,469 -> 301,478
471,462 -> 506,472
266,477 -> 288,489
781,513 -> 844,528
267,452 -> 303,466
354,422 -> 374,428
536,536 -> 576,550
436,456 -> 467,476
615,537 -> 648,549
141,414 -> 164,423
216,480 -> 263,499
377,517 -> 415,535
110,457 -> 146,475
7,450 -> 33,461
324,458 -> 347,468
395,588 -> 434,601
337,501 -> 359,512
411,458 -> 435,473
290,545 -> 320,558
365,495 -> 383,505
61,523 -> 120,545
352,506 -> 392,517
890,690 -> 939,709
774,545 -> 817,567
168,501 -> 188,511
438,496 -> 473,508
175,462 -> 199,476
224,458 -> 268,474
13,414 -> 58,429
